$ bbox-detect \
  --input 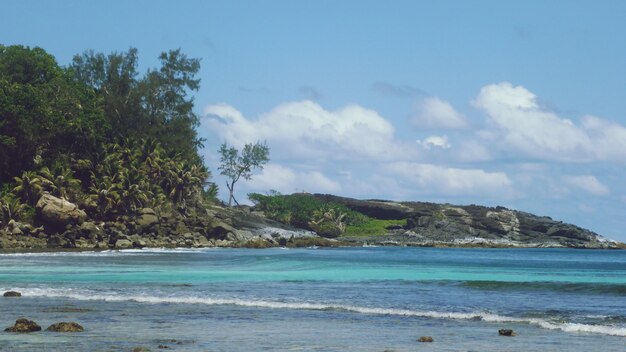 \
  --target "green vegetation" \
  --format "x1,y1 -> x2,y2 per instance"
343,218 -> 407,237
219,142 -> 270,207
248,192 -> 367,238
0,44 -> 216,229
